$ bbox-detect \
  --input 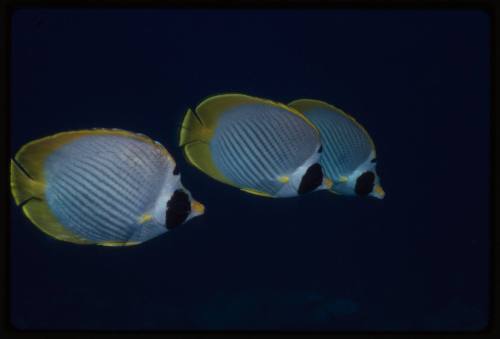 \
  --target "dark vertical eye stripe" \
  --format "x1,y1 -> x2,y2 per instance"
298,163 -> 324,195
355,171 -> 375,196
166,190 -> 191,229
173,164 -> 180,175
